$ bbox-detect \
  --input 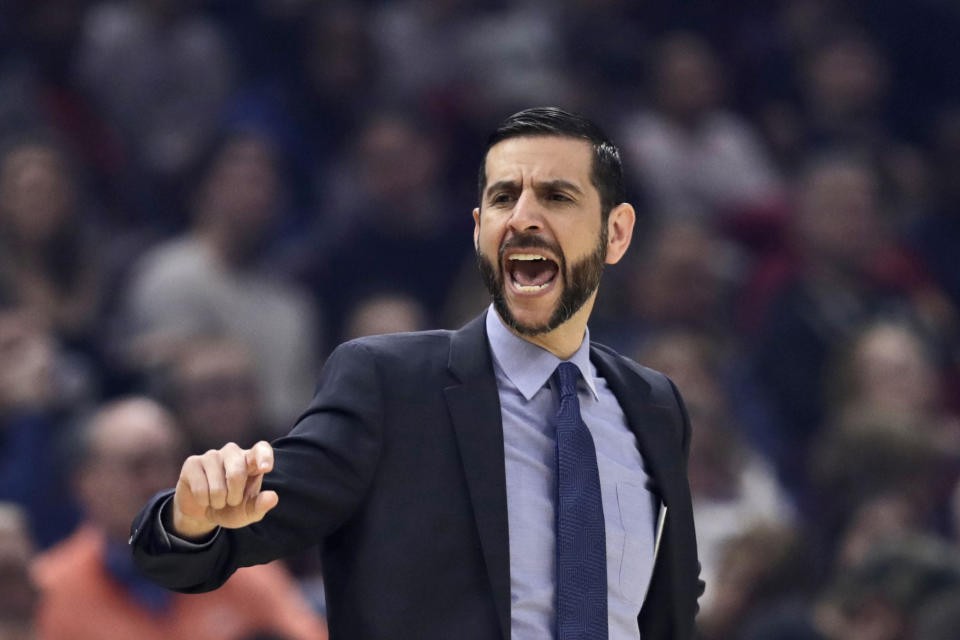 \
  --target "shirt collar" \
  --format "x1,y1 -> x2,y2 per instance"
485,305 -> 599,402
